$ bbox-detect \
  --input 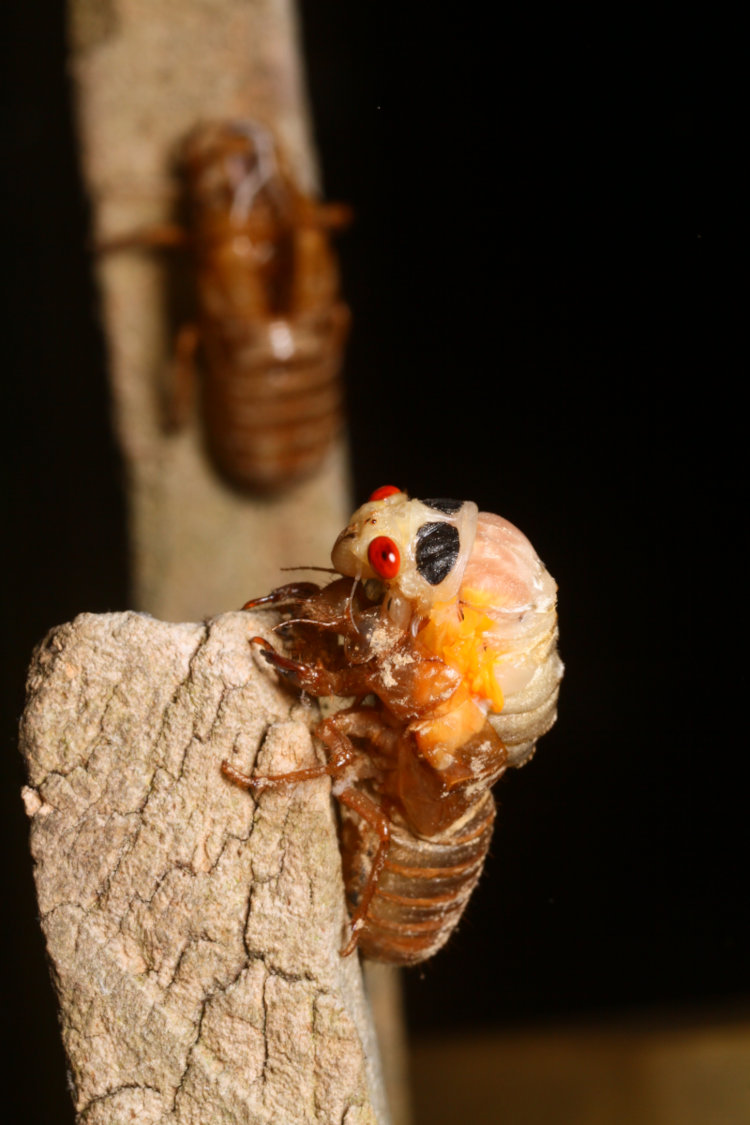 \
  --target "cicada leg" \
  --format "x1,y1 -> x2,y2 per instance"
165,322 -> 201,431
221,705 -> 394,794
223,703 -> 399,957
242,583 -> 322,612
95,222 -> 188,254
220,737 -> 357,793
221,703 -> 386,792
251,636 -> 377,698
336,786 -> 393,956
313,708 -> 401,956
